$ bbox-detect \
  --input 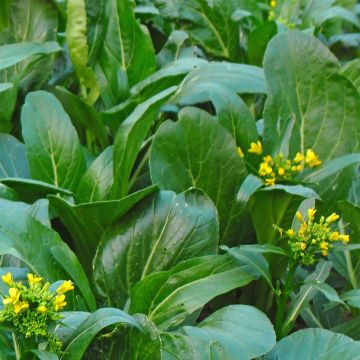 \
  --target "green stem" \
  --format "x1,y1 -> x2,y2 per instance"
12,333 -> 21,360
275,261 -> 297,339
344,250 -> 358,290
